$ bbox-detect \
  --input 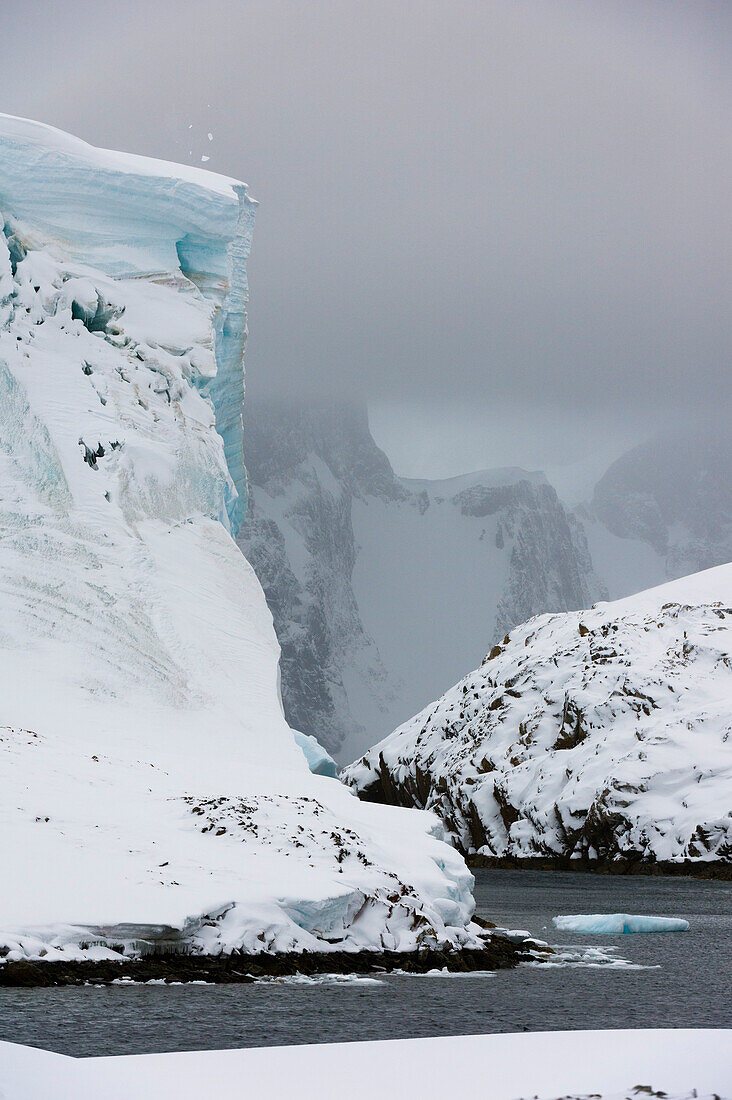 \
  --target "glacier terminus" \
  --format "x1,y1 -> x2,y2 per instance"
0,114 -> 483,962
